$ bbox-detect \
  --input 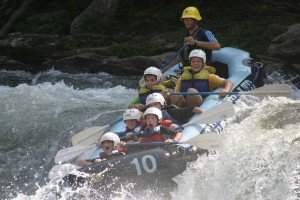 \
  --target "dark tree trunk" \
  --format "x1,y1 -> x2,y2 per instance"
70,0 -> 119,35
0,0 -> 36,39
